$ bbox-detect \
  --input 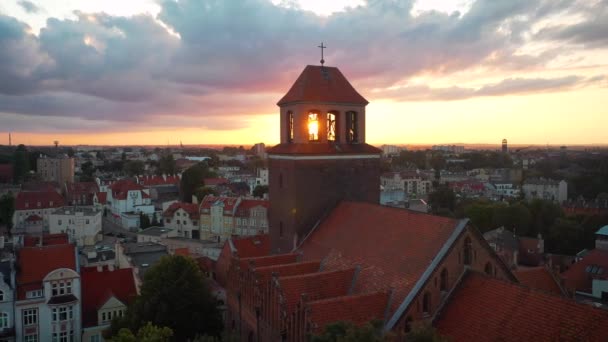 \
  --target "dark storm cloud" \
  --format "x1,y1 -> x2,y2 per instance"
17,0 -> 40,14
0,0 -> 605,133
